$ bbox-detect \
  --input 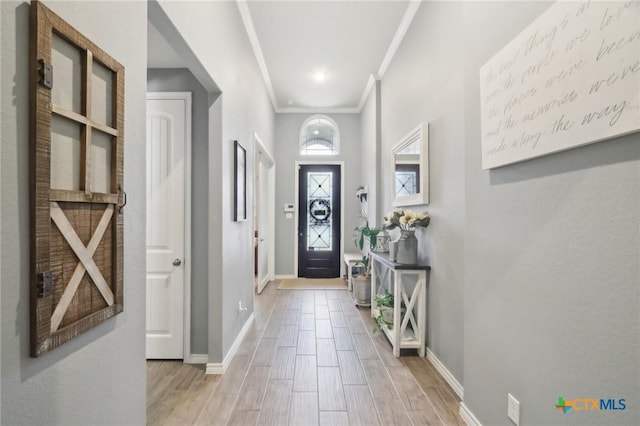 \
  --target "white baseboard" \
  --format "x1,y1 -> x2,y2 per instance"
426,348 -> 464,399
205,363 -> 224,375
186,354 -> 209,364
205,312 -> 255,375
274,274 -> 295,280
459,402 -> 482,426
